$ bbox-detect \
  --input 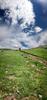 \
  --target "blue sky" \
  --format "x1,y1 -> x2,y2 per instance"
0,0 -> 47,49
